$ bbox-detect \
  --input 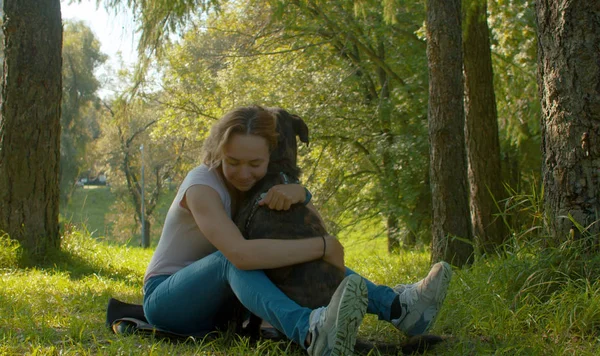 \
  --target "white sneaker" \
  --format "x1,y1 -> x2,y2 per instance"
392,262 -> 452,336
307,274 -> 368,356
392,282 -> 418,295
